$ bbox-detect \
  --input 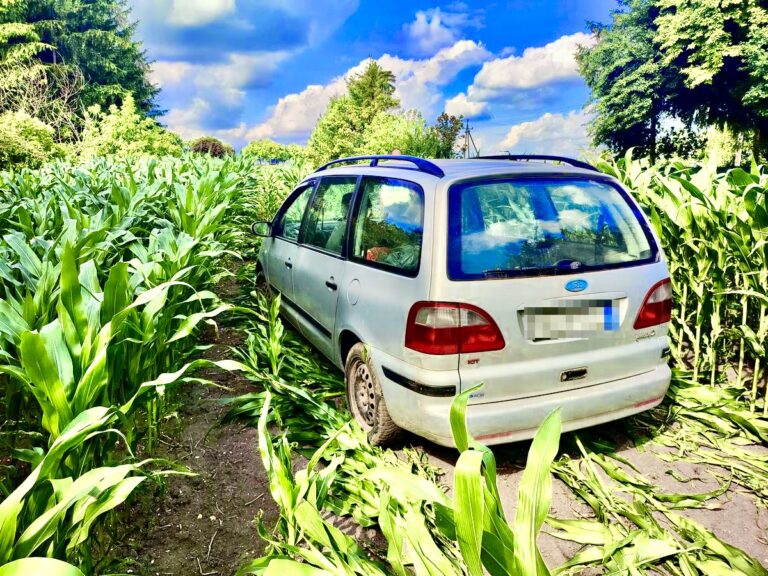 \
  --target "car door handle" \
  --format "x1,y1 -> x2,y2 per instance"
284,261 -> 293,269
325,278 -> 338,291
